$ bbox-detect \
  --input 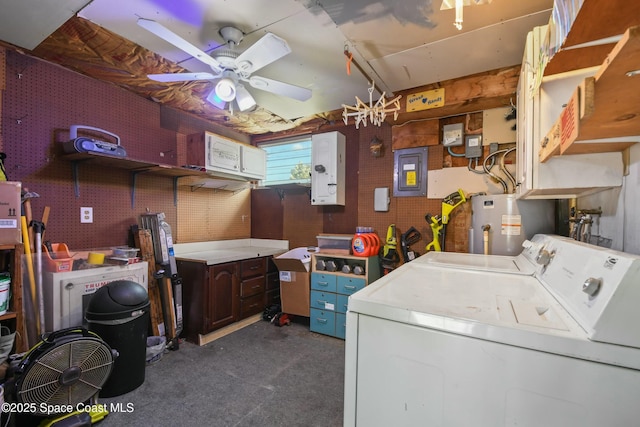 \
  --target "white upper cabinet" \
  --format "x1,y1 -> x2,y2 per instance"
187,131 -> 266,181
240,143 -> 266,180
